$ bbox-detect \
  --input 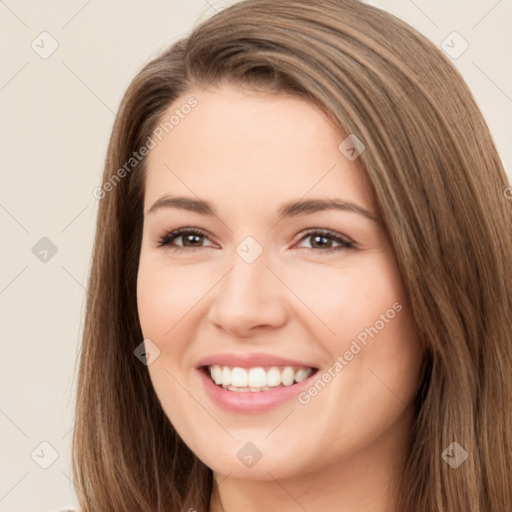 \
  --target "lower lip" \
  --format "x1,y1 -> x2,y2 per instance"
197,368 -> 317,413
